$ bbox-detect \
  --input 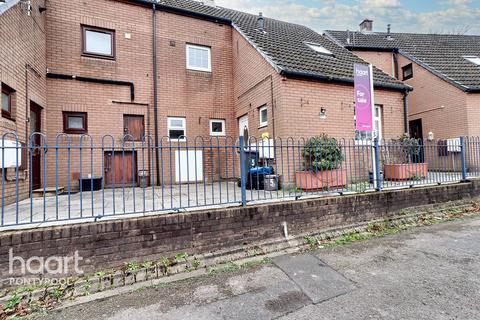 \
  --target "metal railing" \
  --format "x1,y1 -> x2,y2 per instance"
1,133 -> 478,228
